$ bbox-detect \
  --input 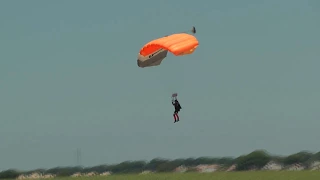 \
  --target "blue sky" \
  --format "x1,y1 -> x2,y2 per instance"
0,0 -> 319,170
